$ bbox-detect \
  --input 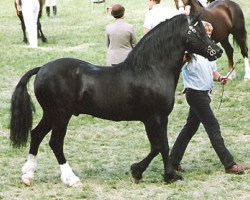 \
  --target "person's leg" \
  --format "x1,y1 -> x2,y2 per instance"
53,6 -> 57,16
46,6 -> 50,17
27,1 -> 39,48
52,0 -> 57,16
170,106 -> 200,168
188,91 -> 235,169
45,0 -> 51,17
